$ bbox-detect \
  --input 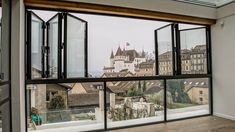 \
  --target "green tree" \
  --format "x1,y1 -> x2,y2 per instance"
167,80 -> 191,103
142,80 -> 147,93
49,95 -> 65,110
126,85 -> 138,97
137,81 -> 142,95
